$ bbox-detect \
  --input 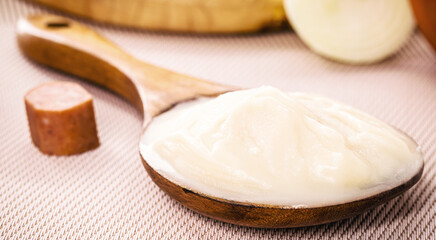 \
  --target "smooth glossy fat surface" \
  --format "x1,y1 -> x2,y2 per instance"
141,87 -> 423,207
